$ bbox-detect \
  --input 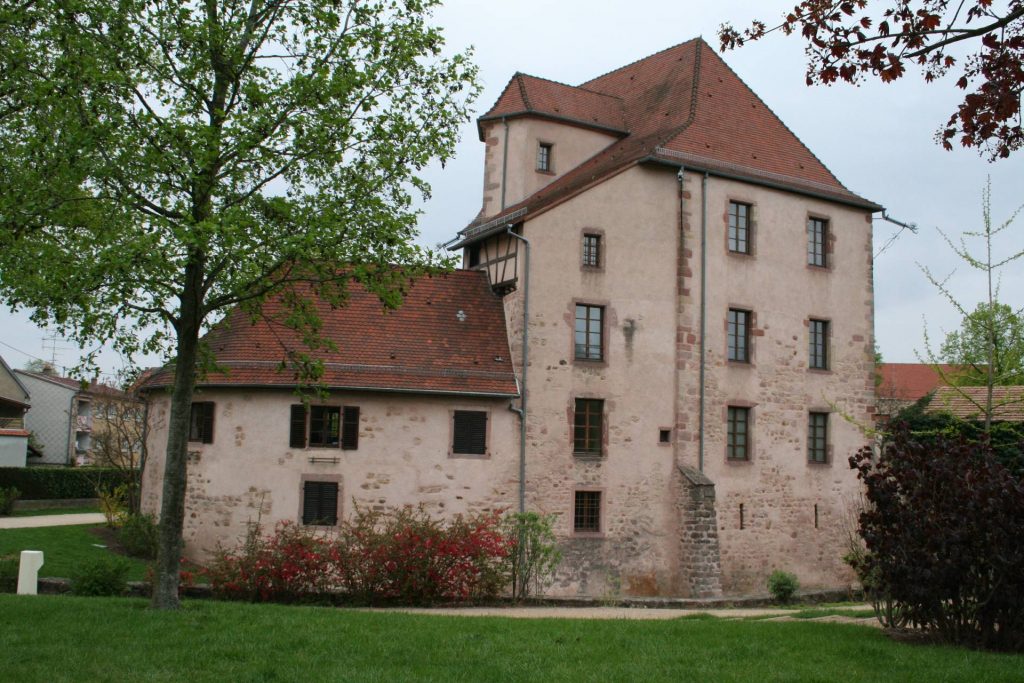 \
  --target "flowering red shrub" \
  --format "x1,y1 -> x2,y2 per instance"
205,507 -> 514,605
